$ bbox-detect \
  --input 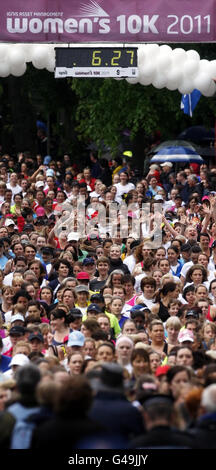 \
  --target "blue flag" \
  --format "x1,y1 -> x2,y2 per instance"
181,89 -> 201,117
